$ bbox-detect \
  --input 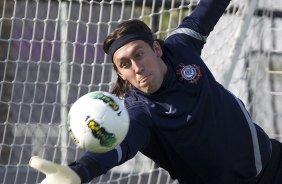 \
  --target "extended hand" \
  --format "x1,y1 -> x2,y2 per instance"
29,156 -> 81,184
